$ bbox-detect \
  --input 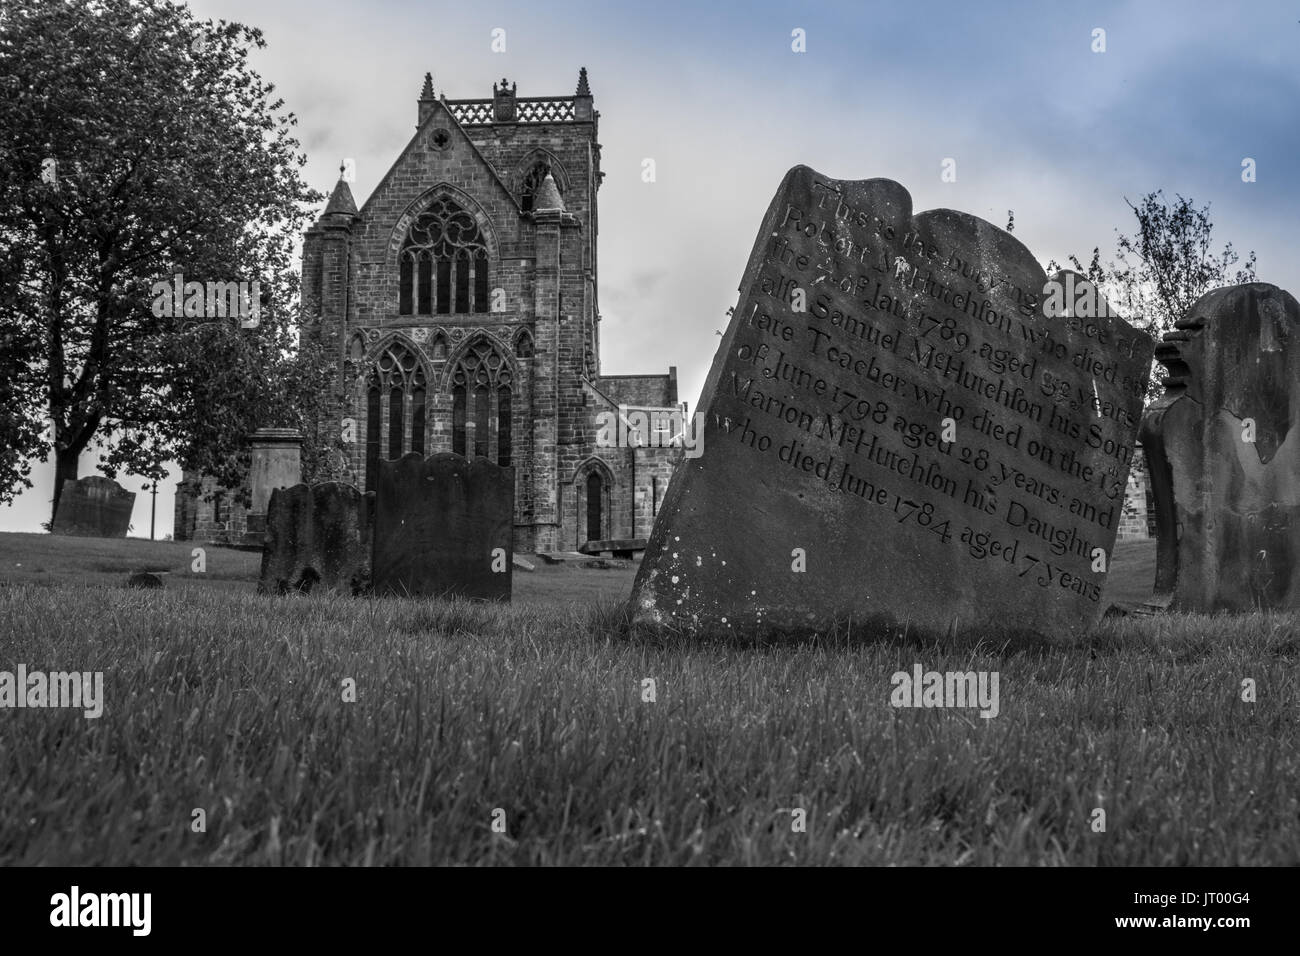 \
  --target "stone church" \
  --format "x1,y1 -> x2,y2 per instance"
176,69 -> 683,553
